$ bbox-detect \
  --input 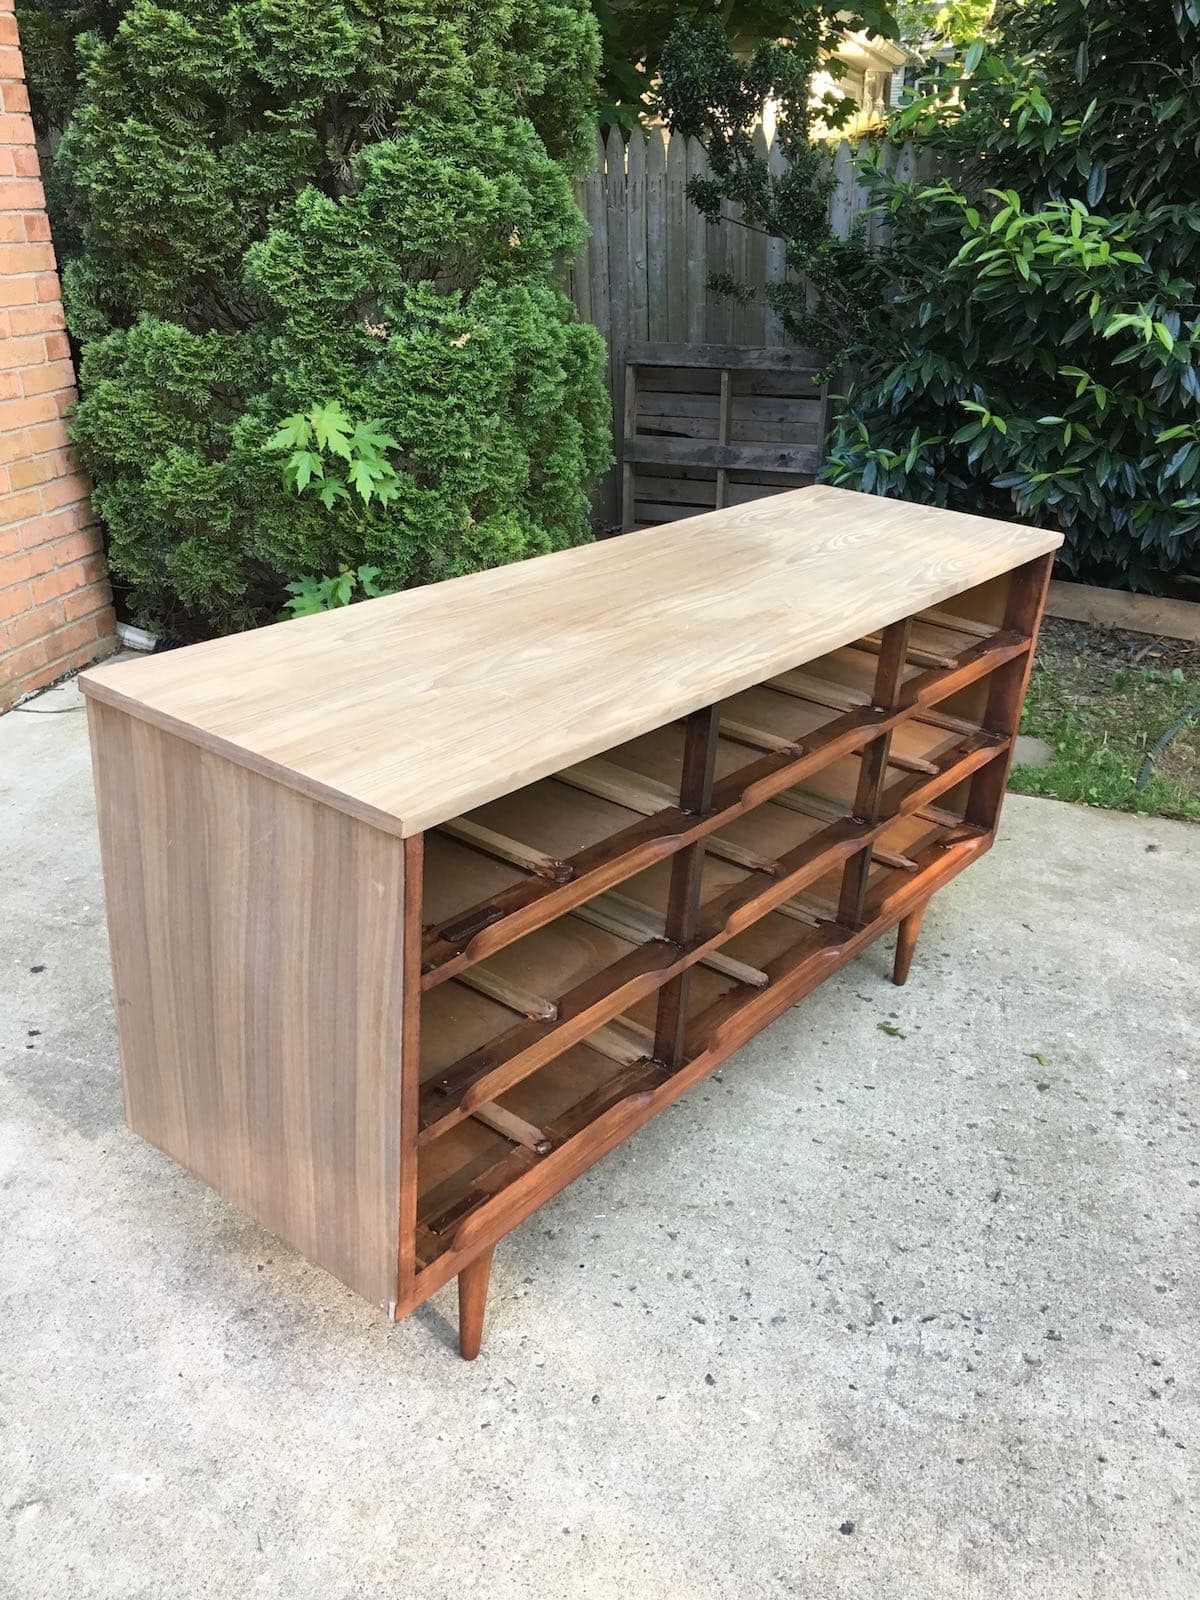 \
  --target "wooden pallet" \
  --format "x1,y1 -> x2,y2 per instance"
621,342 -> 830,531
